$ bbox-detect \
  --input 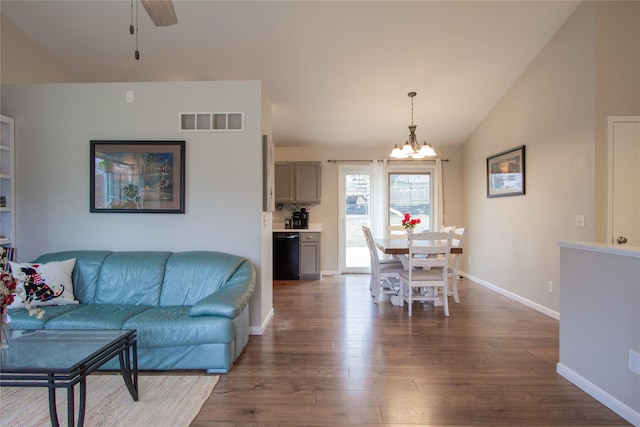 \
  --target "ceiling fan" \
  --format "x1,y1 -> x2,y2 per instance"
130,0 -> 177,59
140,0 -> 178,27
